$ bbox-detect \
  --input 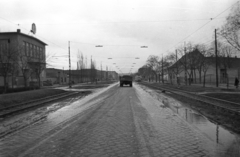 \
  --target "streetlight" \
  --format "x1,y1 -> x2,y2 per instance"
95,45 -> 103,81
